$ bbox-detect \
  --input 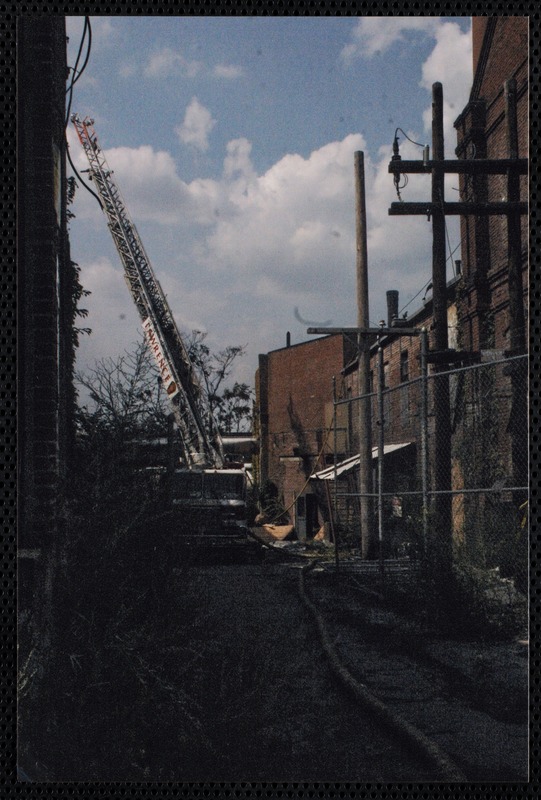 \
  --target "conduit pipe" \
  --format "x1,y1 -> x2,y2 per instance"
298,561 -> 466,782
